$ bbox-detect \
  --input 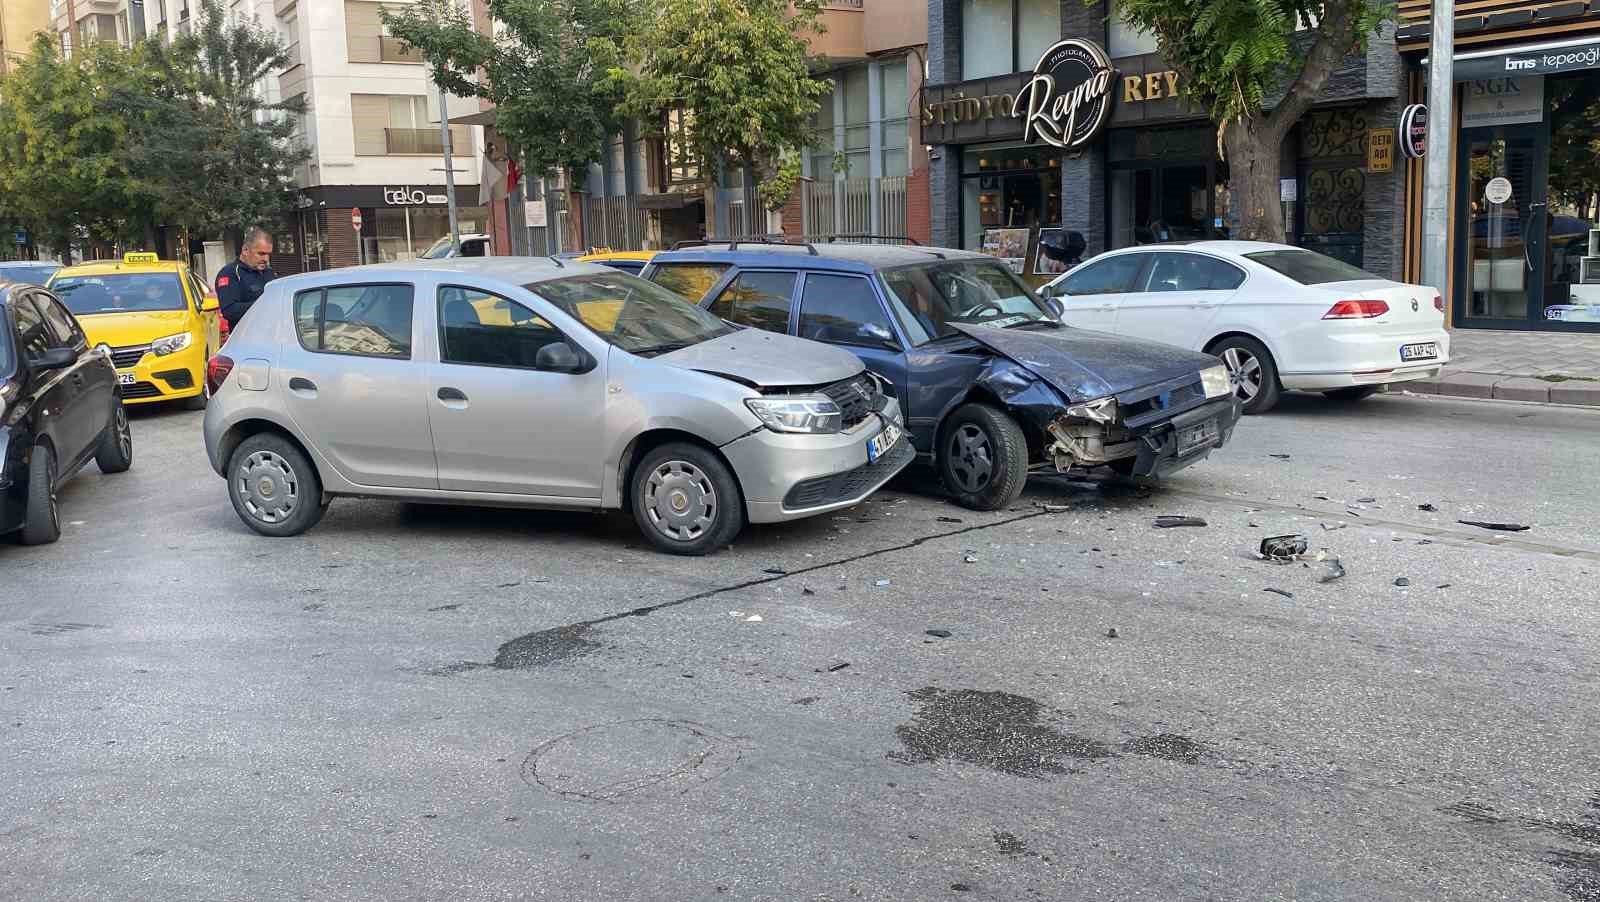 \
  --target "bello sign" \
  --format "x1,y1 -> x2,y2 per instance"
920,39 -> 1116,150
